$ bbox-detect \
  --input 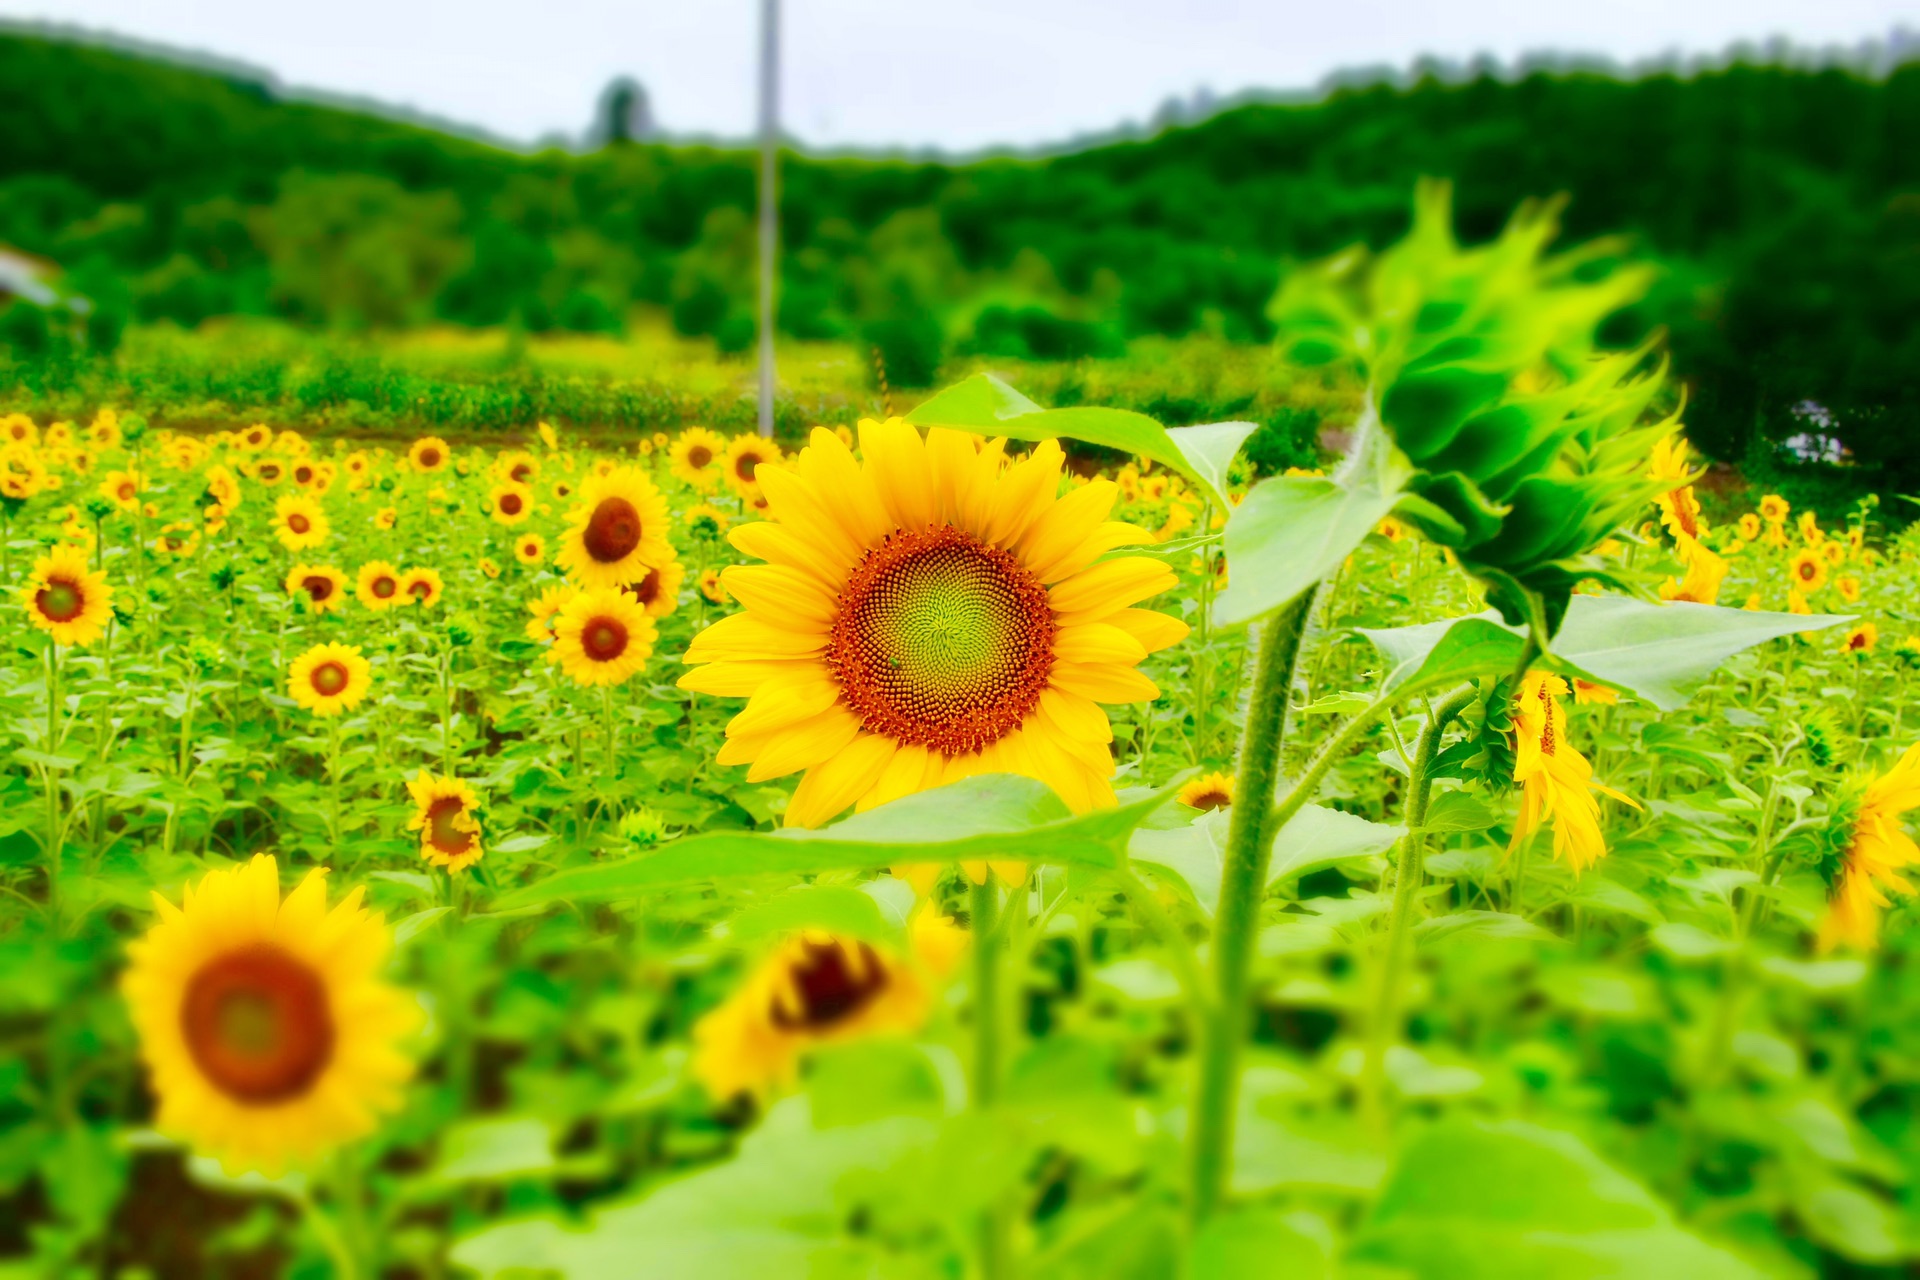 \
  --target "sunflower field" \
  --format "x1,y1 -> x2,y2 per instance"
3,188 -> 1918,1280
